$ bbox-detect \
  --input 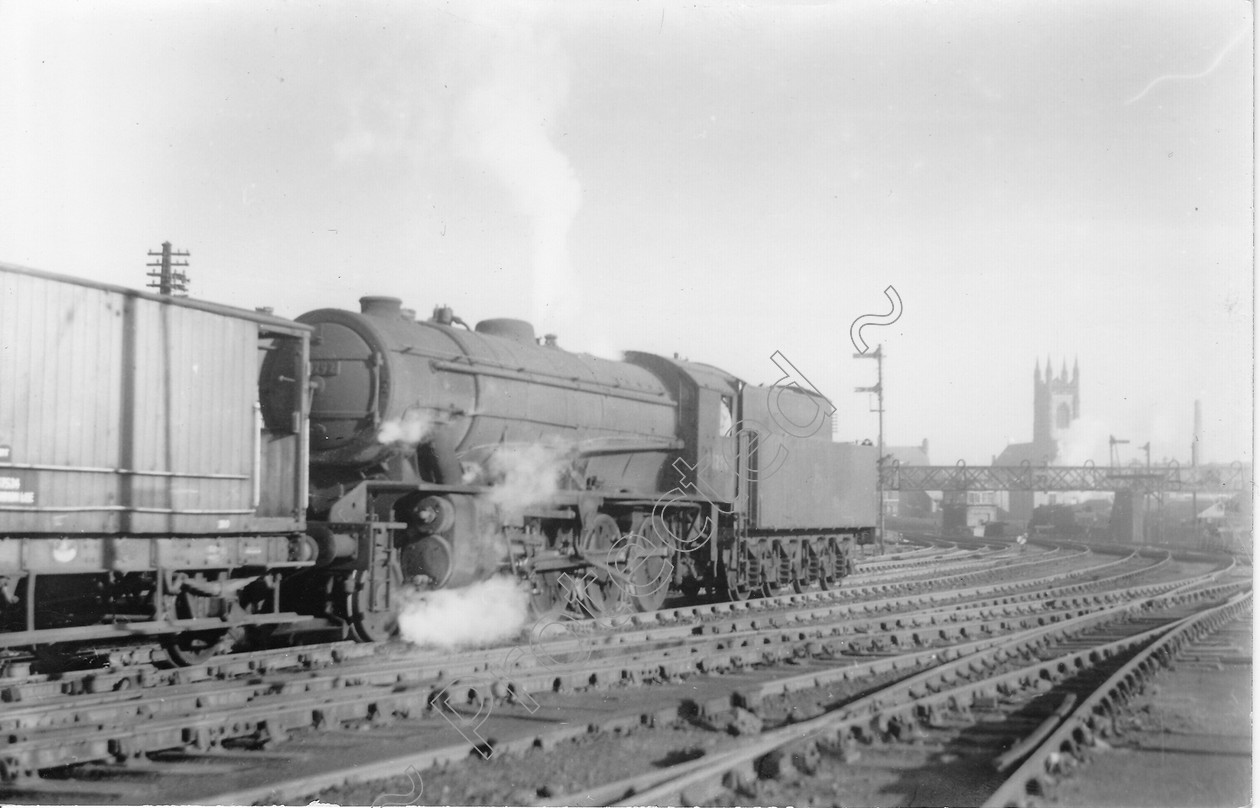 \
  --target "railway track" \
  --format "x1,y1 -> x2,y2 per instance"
0,542 -> 1240,804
